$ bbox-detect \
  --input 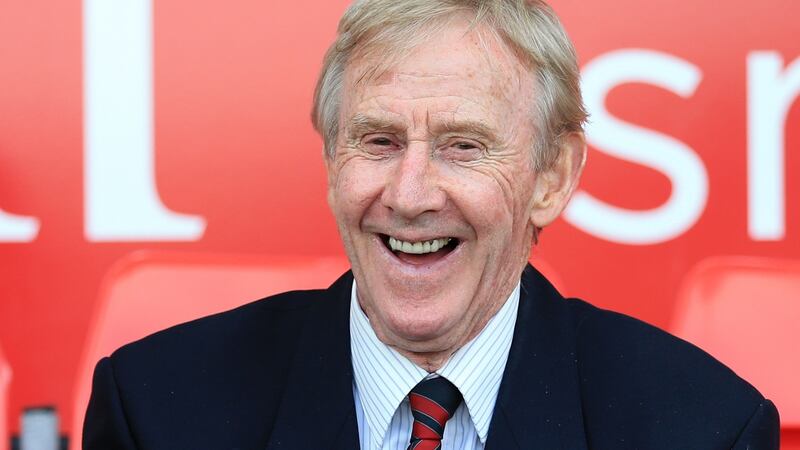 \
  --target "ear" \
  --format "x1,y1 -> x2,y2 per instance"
529,131 -> 587,228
